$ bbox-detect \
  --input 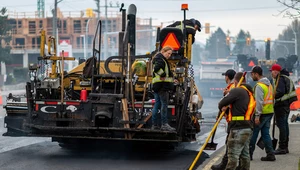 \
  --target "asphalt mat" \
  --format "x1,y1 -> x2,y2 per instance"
0,140 -> 209,170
